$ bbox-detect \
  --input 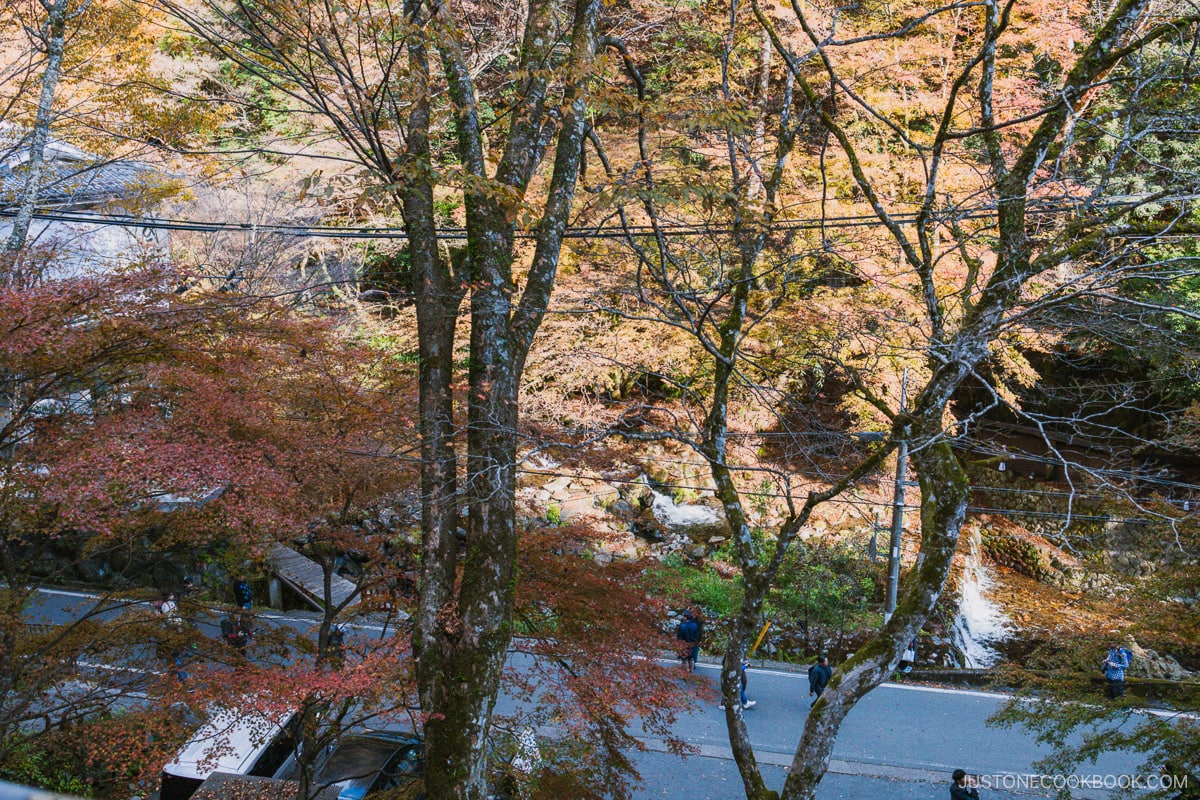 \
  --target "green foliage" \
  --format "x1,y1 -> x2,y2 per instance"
766,538 -> 881,651
0,739 -> 93,797
642,16 -> 722,96
546,503 -> 562,526
434,195 -> 463,225
647,552 -> 743,619
992,693 -> 1200,799
1045,31 -> 1200,418
358,243 -> 412,301
211,60 -> 296,141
